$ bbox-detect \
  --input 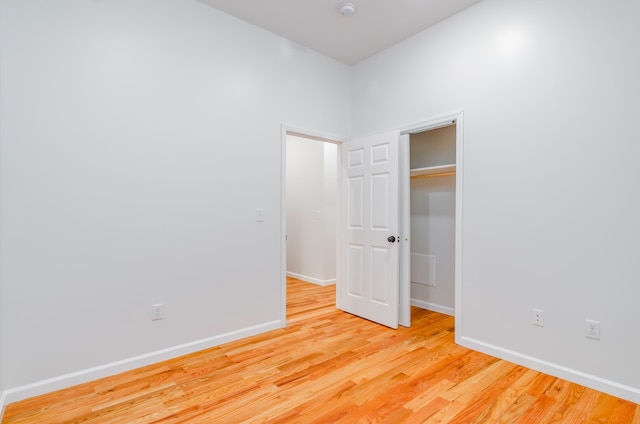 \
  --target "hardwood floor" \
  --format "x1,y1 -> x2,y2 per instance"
3,277 -> 639,423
